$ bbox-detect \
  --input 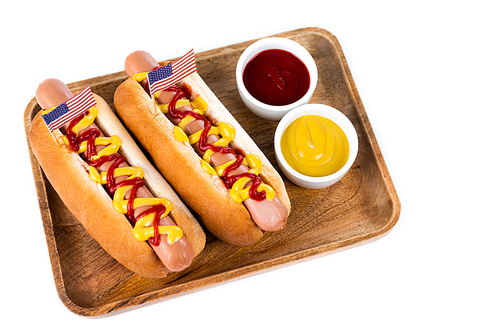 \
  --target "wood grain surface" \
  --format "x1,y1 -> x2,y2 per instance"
23,27 -> 400,317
